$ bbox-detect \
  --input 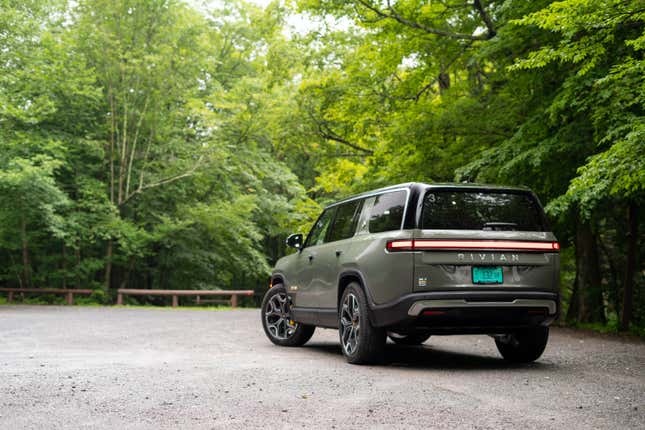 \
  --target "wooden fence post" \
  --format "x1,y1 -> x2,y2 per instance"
8,291 -> 13,303
117,293 -> 123,305
172,295 -> 178,308
231,294 -> 238,308
66,292 -> 73,305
